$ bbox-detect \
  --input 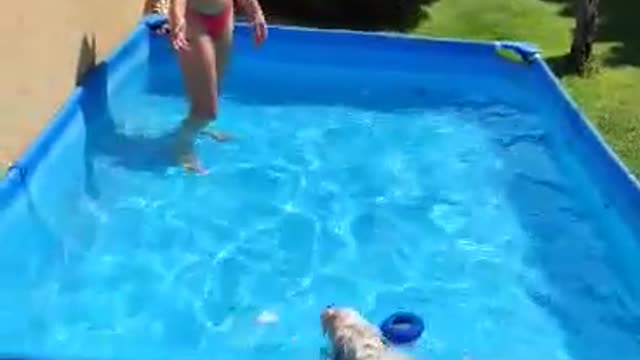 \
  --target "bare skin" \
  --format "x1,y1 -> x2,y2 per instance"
169,0 -> 267,173
142,0 -> 171,34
